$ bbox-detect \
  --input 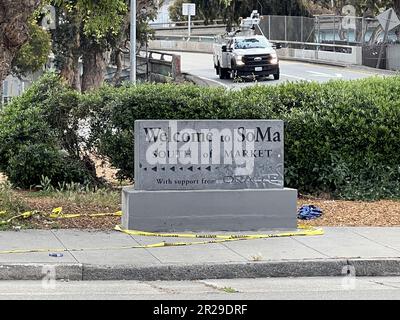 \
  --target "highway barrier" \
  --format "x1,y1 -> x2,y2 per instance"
149,36 -> 363,66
